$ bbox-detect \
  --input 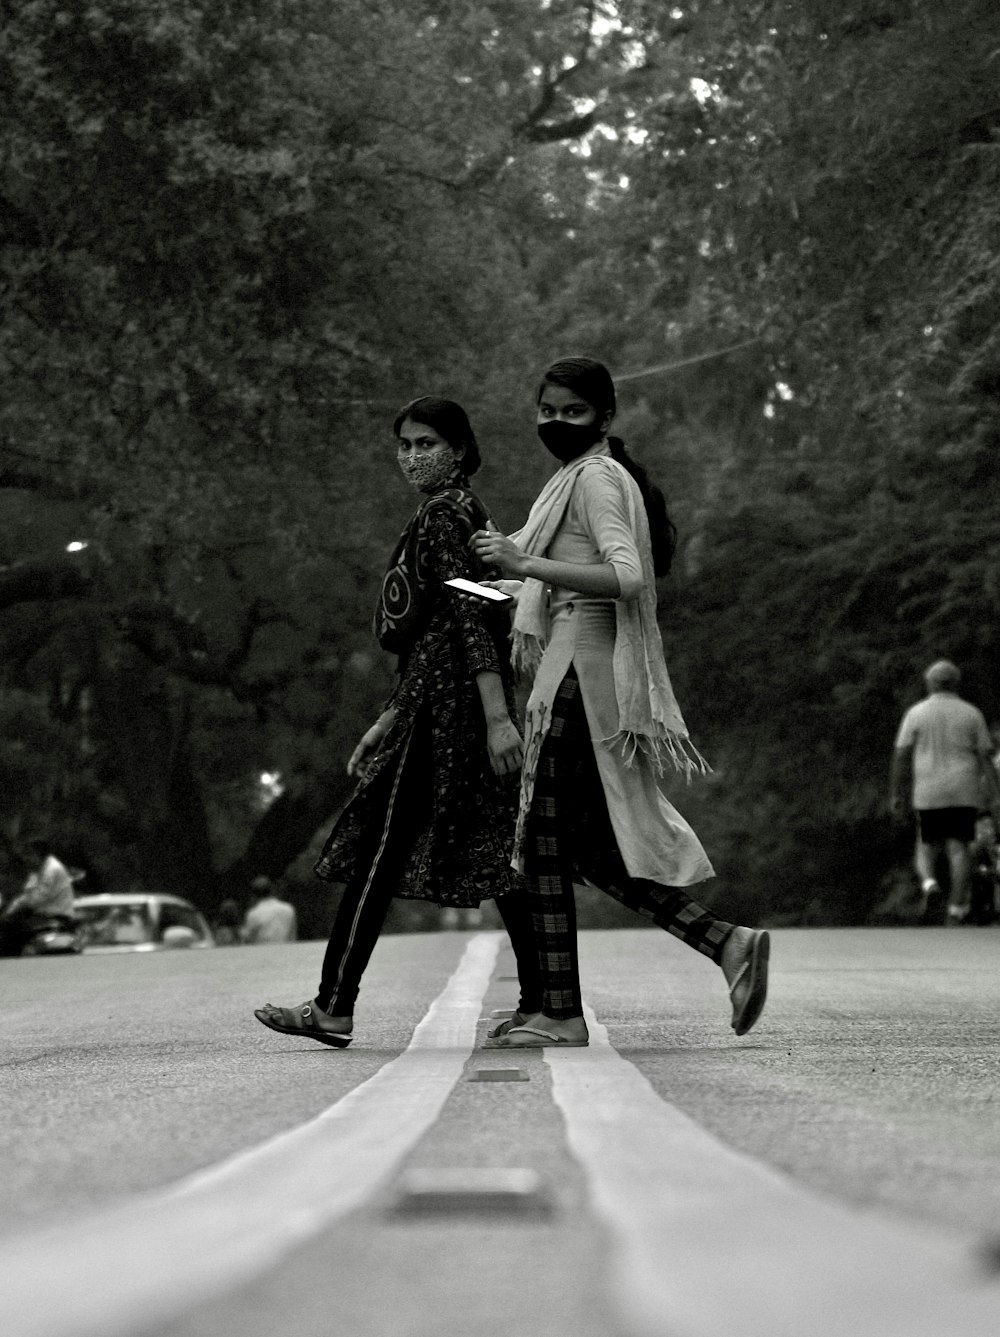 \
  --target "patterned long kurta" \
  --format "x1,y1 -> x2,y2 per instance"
314,484 -> 522,908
